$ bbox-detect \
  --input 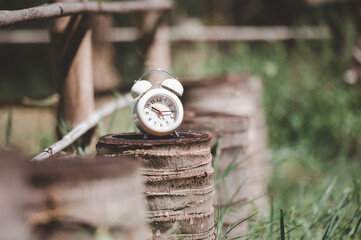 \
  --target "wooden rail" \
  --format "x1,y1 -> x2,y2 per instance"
0,25 -> 331,44
0,0 -> 172,26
